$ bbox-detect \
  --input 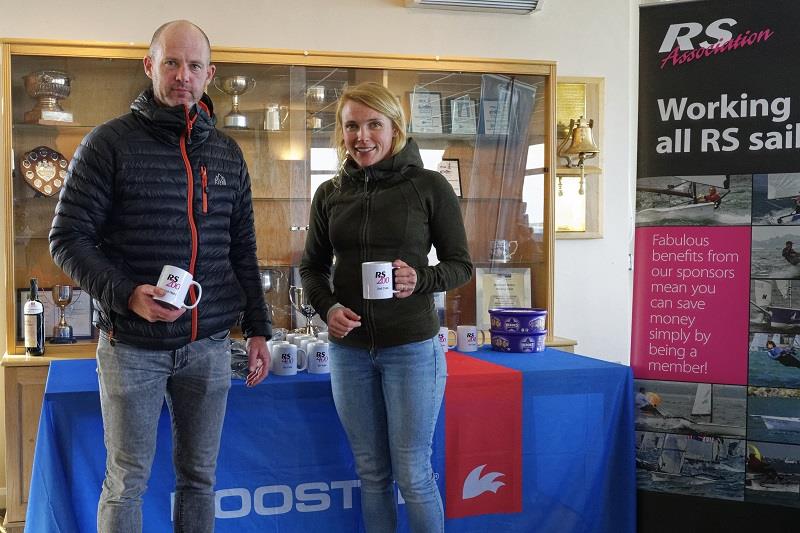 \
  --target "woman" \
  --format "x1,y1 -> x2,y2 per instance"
300,82 -> 472,532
